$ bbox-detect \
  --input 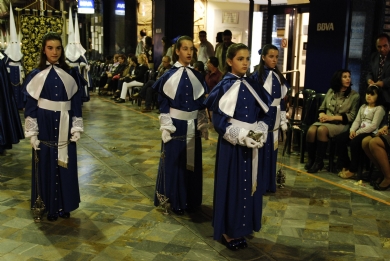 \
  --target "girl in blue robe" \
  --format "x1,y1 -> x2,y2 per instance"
204,43 -> 269,250
23,32 -> 86,221
250,44 -> 288,193
152,36 -> 209,215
